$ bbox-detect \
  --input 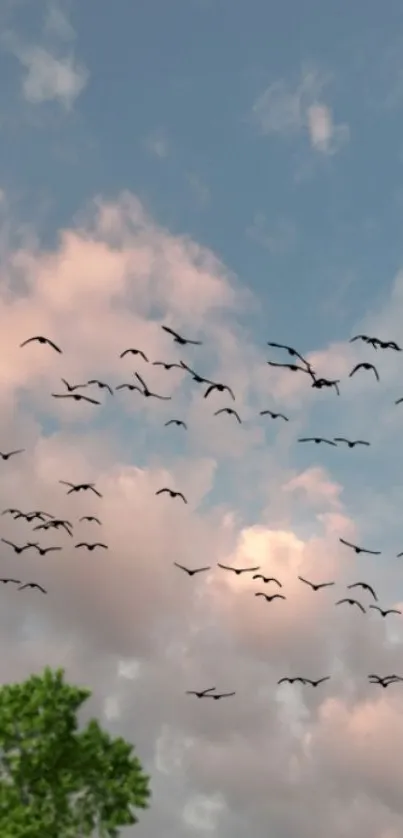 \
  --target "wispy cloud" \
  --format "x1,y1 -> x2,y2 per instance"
246,213 -> 297,254
145,130 -> 169,159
